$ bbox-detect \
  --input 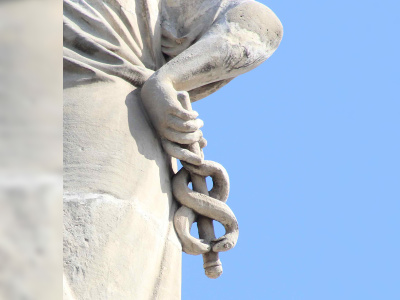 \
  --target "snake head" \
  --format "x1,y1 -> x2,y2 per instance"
211,233 -> 238,252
